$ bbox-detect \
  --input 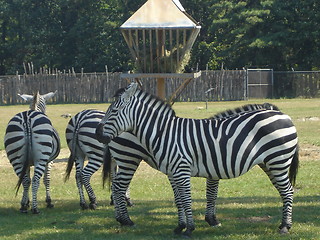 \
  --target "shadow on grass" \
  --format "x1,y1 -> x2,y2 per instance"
0,195 -> 318,240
